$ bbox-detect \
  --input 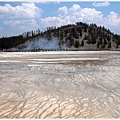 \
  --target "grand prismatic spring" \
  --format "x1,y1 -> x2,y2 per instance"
0,51 -> 120,118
